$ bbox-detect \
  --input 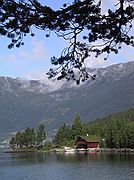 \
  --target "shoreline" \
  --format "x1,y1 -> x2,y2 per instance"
3,148 -> 134,154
